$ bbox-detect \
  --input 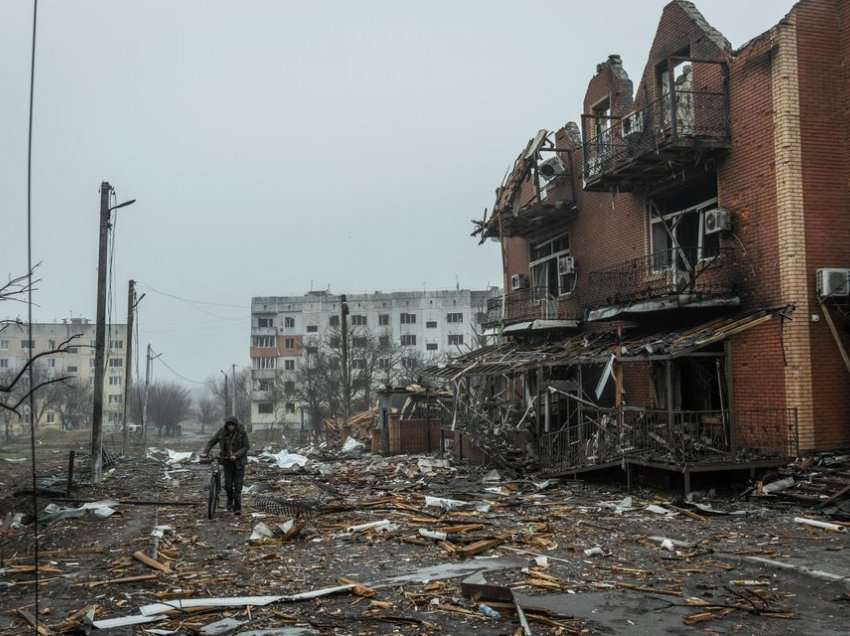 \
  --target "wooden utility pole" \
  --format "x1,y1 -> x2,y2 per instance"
231,363 -> 237,418
340,294 -> 351,422
142,344 -> 152,452
221,370 -> 230,418
90,182 -> 112,482
121,280 -> 135,456
90,182 -> 135,481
